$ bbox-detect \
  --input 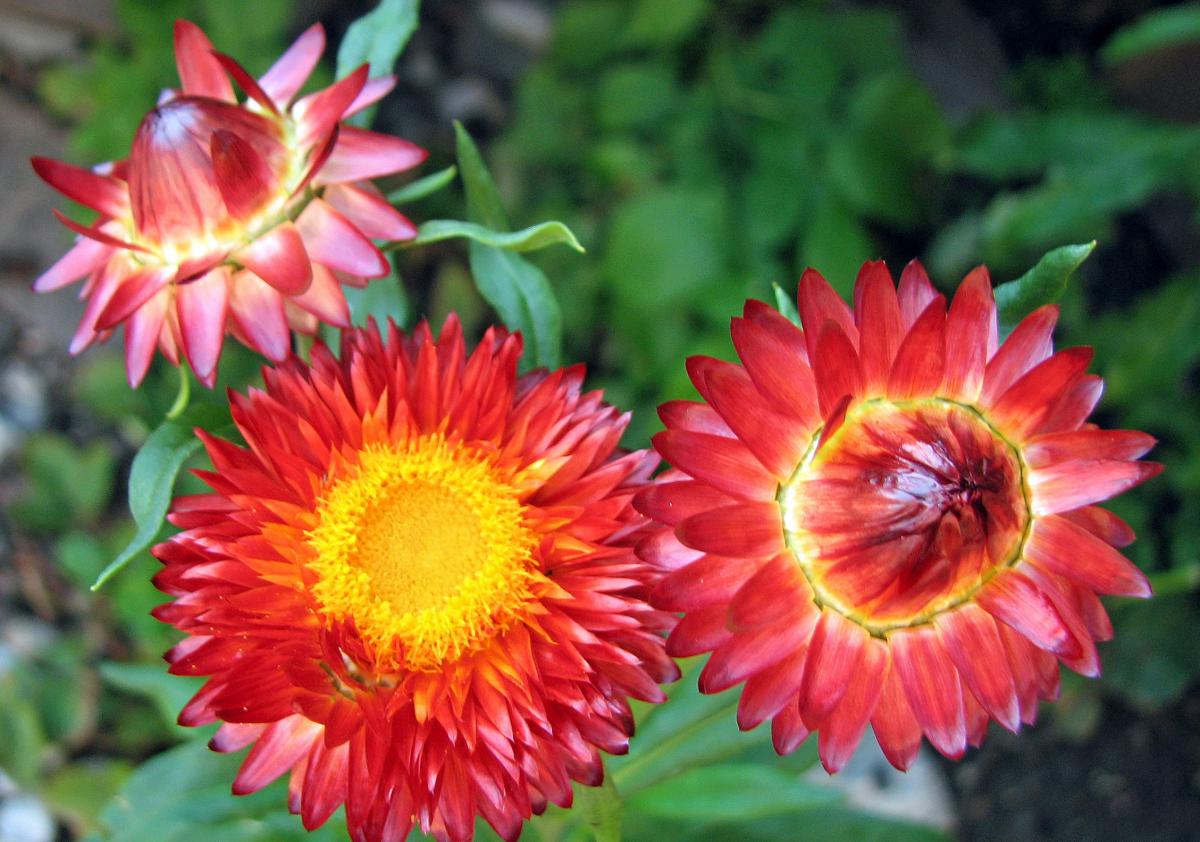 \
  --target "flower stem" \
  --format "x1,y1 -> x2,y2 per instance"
166,366 -> 191,420
576,773 -> 623,842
